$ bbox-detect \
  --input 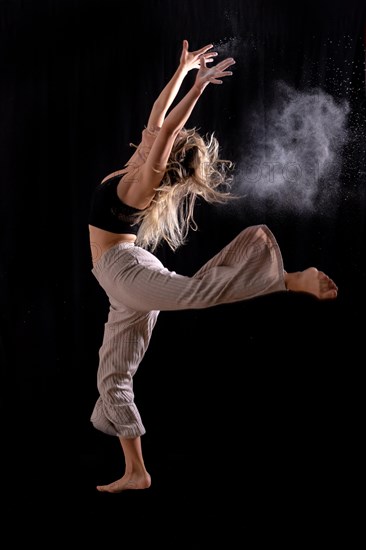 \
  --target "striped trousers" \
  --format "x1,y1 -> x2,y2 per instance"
90,224 -> 286,438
